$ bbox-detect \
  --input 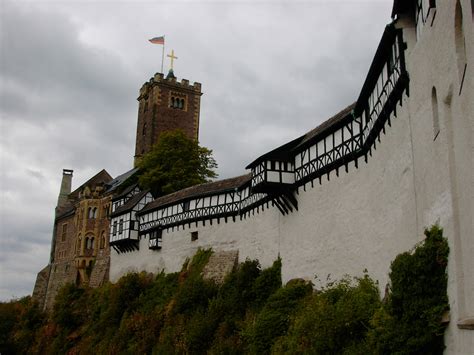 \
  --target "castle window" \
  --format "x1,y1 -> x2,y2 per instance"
149,229 -> 162,250
88,207 -> 97,219
142,122 -> 147,136
77,236 -> 82,253
169,93 -> 187,110
431,87 -> 440,140
86,236 -> 95,250
191,231 -> 198,242
100,232 -> 106,249
183,201 -> 190,212
61,224 -> 67,242
455,0 -> 467,94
